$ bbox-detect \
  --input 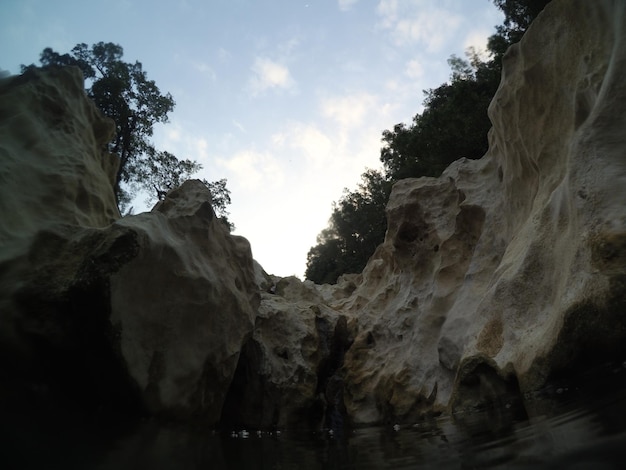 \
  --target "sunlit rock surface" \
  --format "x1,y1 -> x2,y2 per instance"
0,67 -> 258,424
339,0 -> 626,424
